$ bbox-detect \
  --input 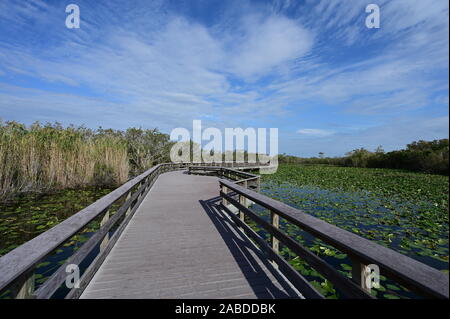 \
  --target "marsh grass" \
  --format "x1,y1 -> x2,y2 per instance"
0,121 -> 129,199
